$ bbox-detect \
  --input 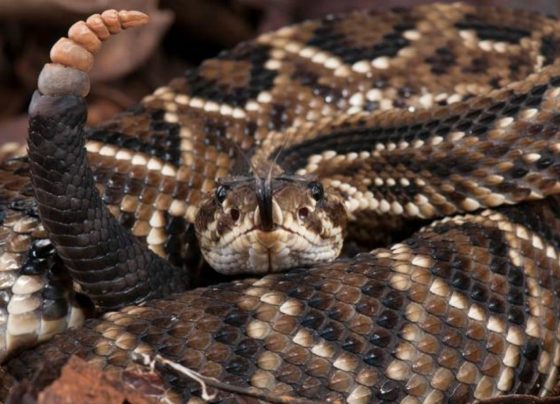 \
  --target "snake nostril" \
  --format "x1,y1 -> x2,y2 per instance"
230,208 -> 240,221
298,207 -> 309,221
